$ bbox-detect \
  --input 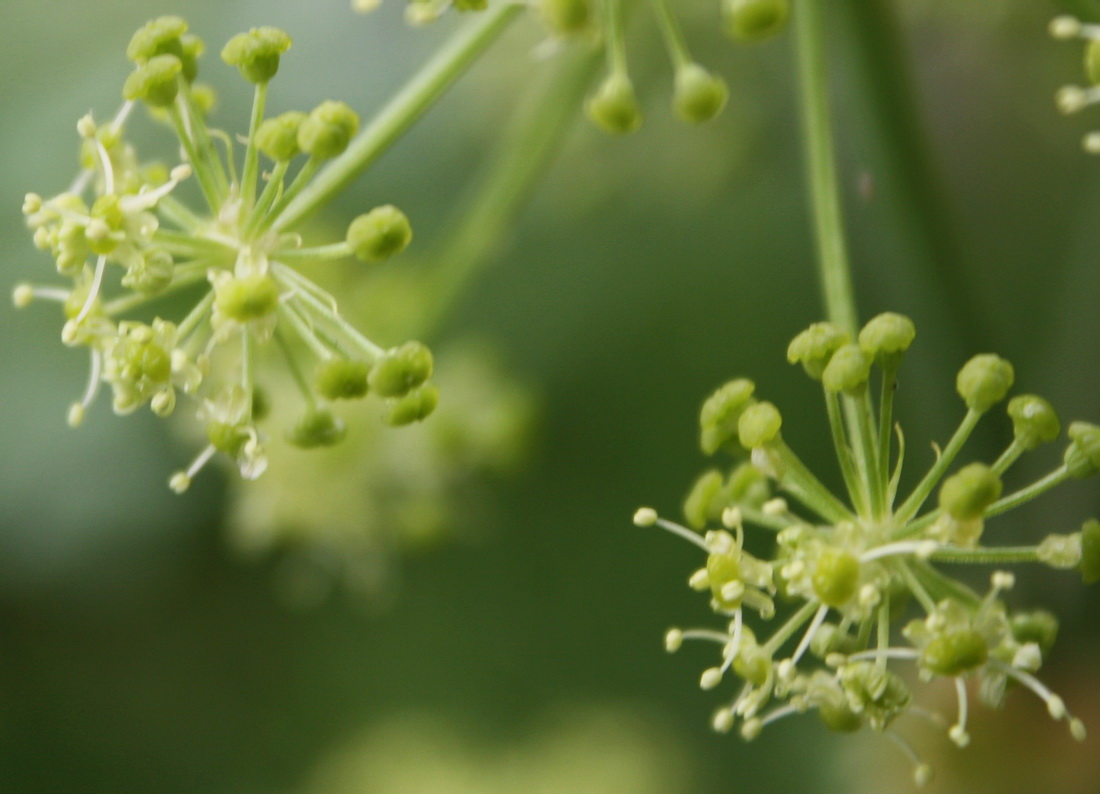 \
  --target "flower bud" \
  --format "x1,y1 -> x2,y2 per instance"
179,34 -> 204,83
673,64 -> 728,124
537,0 -> 591,36
1007,394 -> 1060,450
286,408 -> 346,448
787,322 -> 848,380
214,273 -> 281,321
818,698 -> 863,733
586,74 -> 642,135
938,463 -> 1001,520
683,469 -> 726,529
385,384 -> 440,426
699,378 -> 755,455
1080,518 -> 1100,583
123,54 -> 183,108
368,341 -> 433,397
347,205 -> 413,263
298,101 -> 359,160
1064,421 -> 1100,478
207,421 -> 250,455
821,343 -> 872,395
255,111 -> 306,161
1011,610 -> 1059,655
811,549 -> 860,607
122,248 -> 174,295
221,27 -> 292,84
127,16 -> 188,63
858,312 -> 915,365
314,358 -> 370,400
738,401 -> 781,448
721,0 -> 789,42
956,353 -> 1013,413
921,629 -> 988,677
